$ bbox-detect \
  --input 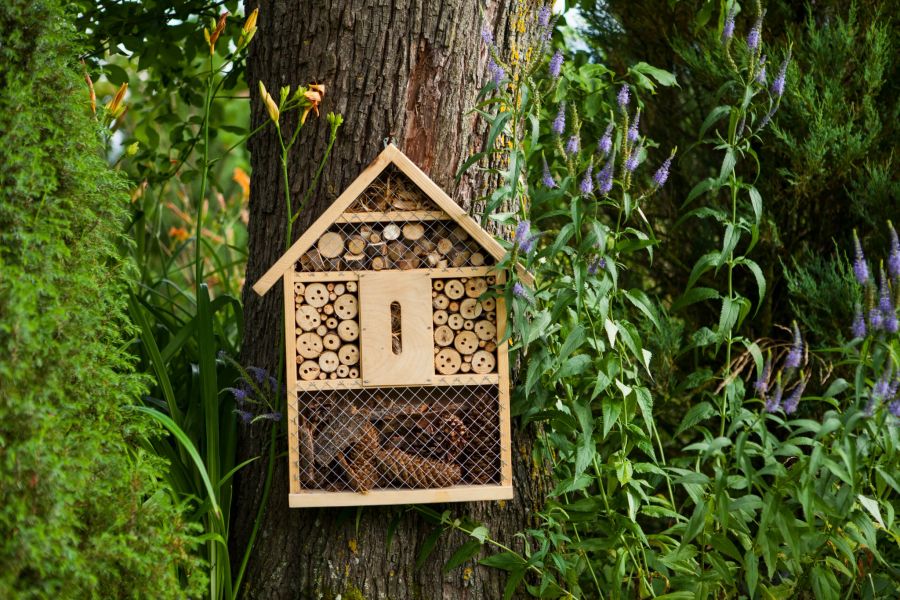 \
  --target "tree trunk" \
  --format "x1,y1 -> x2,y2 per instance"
232,1 -> 547,598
